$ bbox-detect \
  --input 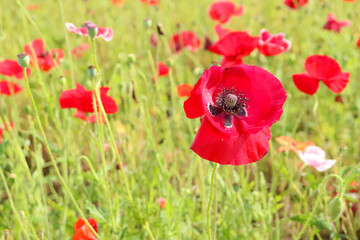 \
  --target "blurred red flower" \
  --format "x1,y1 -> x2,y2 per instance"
275,136 -> 314,153
0,122 -> 14,144
24,38 -> 64,72
59,83 -> 118,114
170,31 -> 201,53
150,34 -> 158,47
357,36 -> 360,48
65,22 -> 114,41
112,0 -> 127,7
257,29 -> 291,56
73,218 -> 97,240
177,84 -> 194,98
157,197 -> 166,208
184,65 -> 286,165
26,4 -> 39,10
157,62 -> 169,77
209,31 -> 258,67
208,1 -> 244,24
0,80 -> 22,96
0,60 -> 31,79
343,0 -> 355,2
284,0 -> 308,9
71,44 -> 90,59
323,13 -> 351,33
292,55 -> 350,95
140,0 -> 159,5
